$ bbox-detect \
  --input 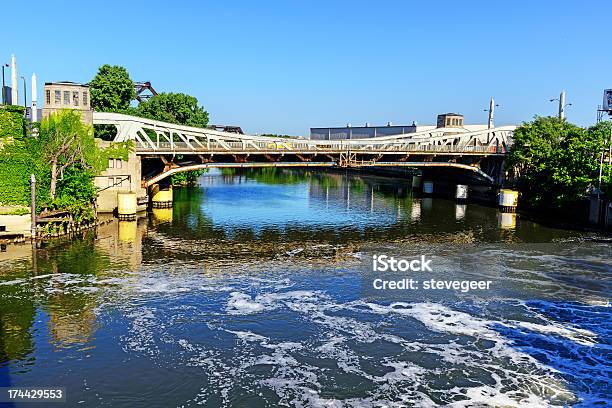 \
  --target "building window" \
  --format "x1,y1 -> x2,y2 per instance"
83,91 -> 88,106
46,90 -> 51,104
0,226 -> 6,232
108,177 -> 114,187
115,159 -> 122,169
63,91 -> 70,105
55,90 -> 61,104
108,158 -> 114,168
73,91 -> 79,106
